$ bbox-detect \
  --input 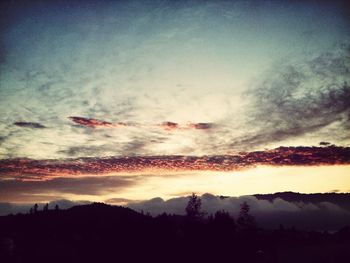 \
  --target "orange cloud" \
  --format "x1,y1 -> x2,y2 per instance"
186,122 -> 213,129
68,116 -> 114,128
1,146 -> 349,181
68,117 -> 213,131
159,122 -> 179,131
